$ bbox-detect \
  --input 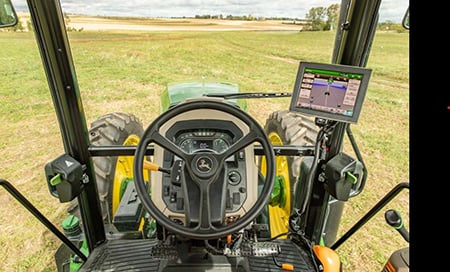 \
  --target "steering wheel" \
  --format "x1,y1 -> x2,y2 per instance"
133,99 -> 275,240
